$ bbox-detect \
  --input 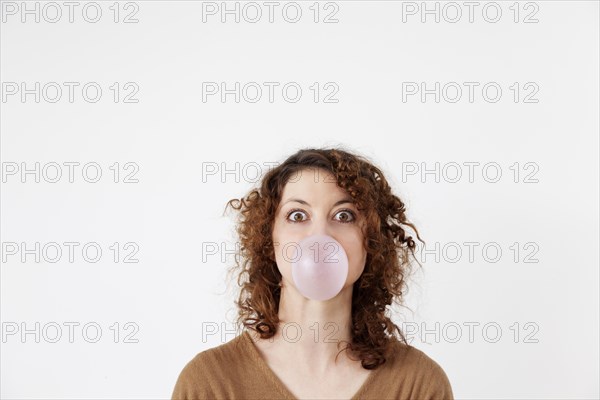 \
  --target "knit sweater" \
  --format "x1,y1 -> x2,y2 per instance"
172,330 -> 454,399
